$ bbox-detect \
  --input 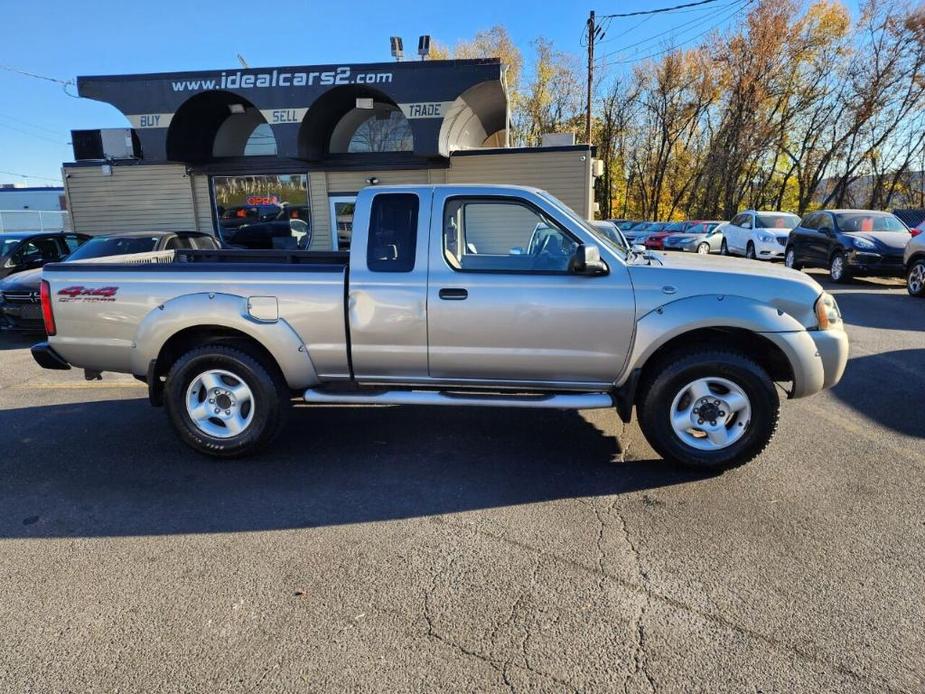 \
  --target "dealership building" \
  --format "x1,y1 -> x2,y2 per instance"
62,58 -> 598,249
